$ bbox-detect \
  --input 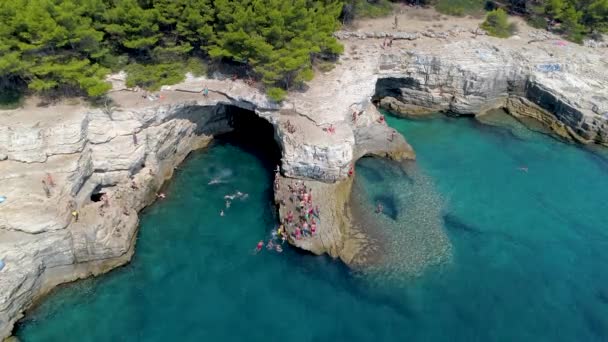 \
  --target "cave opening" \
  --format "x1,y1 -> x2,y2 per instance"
215,105 -> 282,171
90,192 -> 105,202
